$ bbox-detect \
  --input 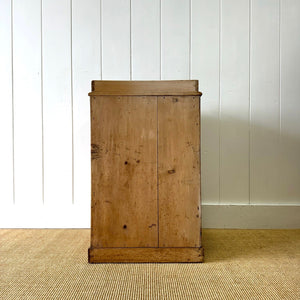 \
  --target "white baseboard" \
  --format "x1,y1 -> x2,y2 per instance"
202,204 -> 300,229
0,204 -> 299,229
